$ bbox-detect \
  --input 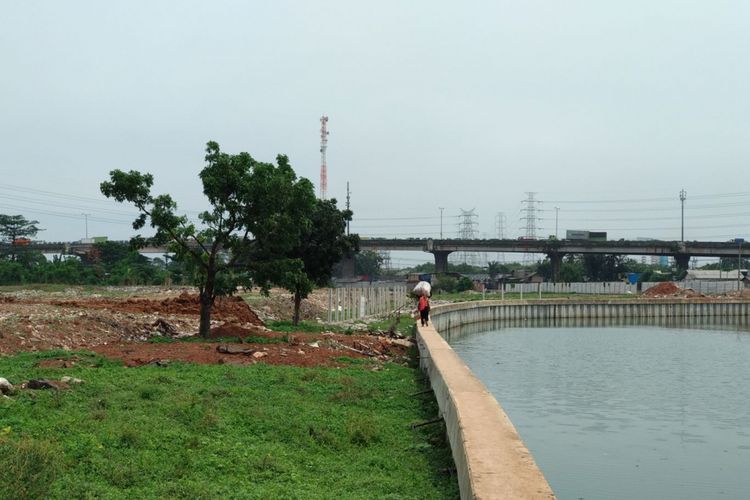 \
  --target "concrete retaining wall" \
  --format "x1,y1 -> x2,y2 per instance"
416,323 -> 556,499
431,299 -> 750,333
419,298 -> 750,499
